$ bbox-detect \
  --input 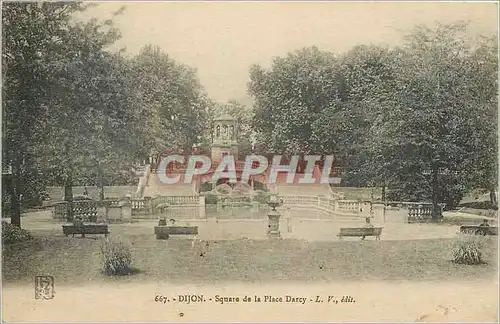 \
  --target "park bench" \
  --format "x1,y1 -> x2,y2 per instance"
154,225 -> 199,240
459,225 -> 498,236
62,223 -> 109,238
337,227 -> 383,240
